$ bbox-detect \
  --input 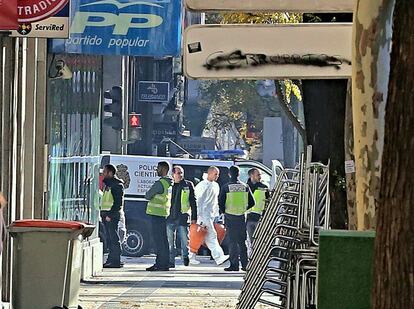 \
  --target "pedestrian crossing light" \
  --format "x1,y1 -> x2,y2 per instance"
129,113 -> 141,128
128,113 -> 142,141
103,86 -> 123,130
